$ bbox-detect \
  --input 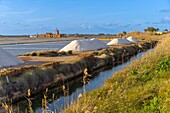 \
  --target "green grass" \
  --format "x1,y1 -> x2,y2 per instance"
63,34 -> 170,113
